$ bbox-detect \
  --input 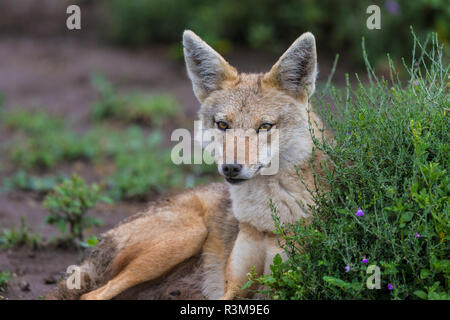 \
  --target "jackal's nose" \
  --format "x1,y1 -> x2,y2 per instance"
222,164 -> 242,178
